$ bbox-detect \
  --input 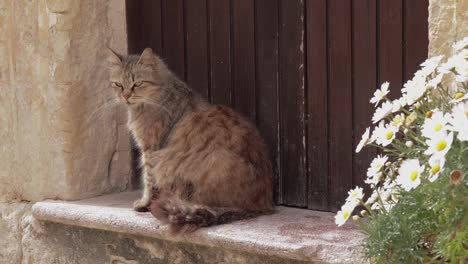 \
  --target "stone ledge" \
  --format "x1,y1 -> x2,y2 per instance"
32,191 -> 365,263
